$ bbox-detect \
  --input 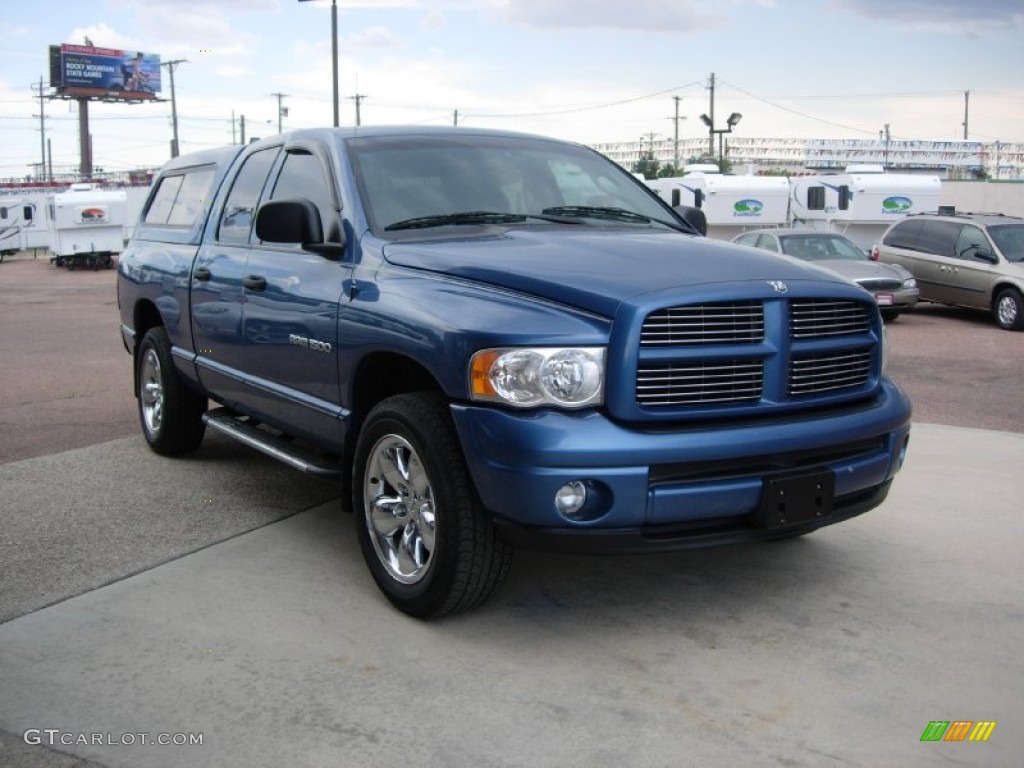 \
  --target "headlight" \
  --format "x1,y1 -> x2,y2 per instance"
902,277 -> 917,289
470,347 -> 605,408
